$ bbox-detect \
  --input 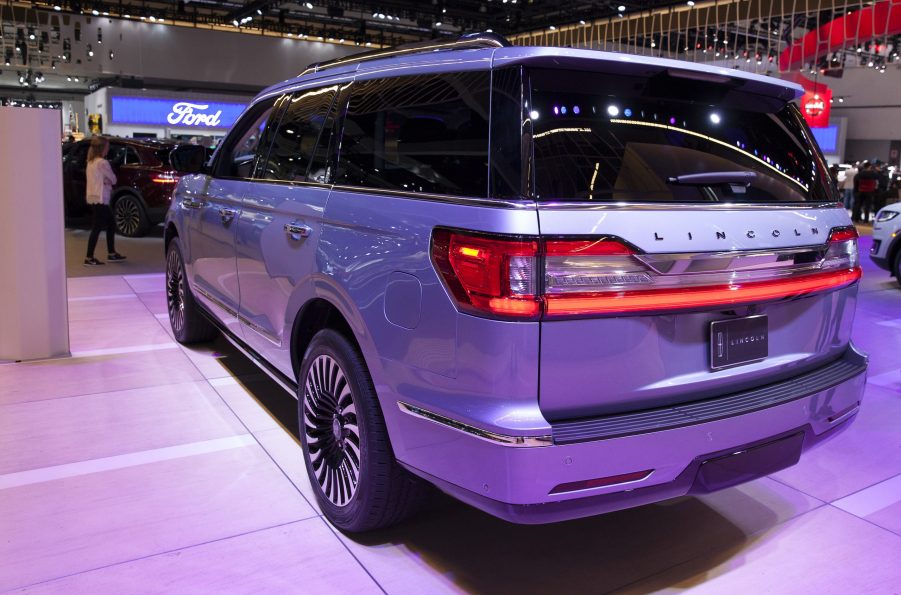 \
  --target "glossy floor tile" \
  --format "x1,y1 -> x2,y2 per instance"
615,506 -> 901,594
2,242 -> 900,593
0,348 -> 204,405
833,472 -> 901,536
0,381 -> 246,475
0,444 -> 316,591
19,518 -> 381,594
